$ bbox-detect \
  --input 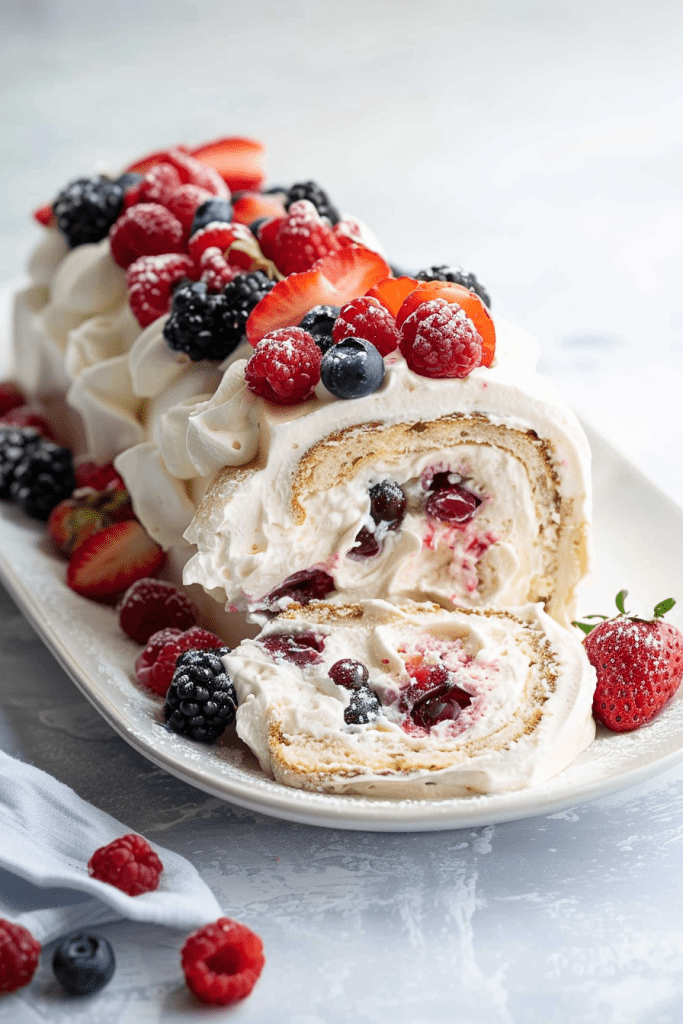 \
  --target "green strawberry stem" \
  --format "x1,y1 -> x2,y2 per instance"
573,590 -> 676,635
